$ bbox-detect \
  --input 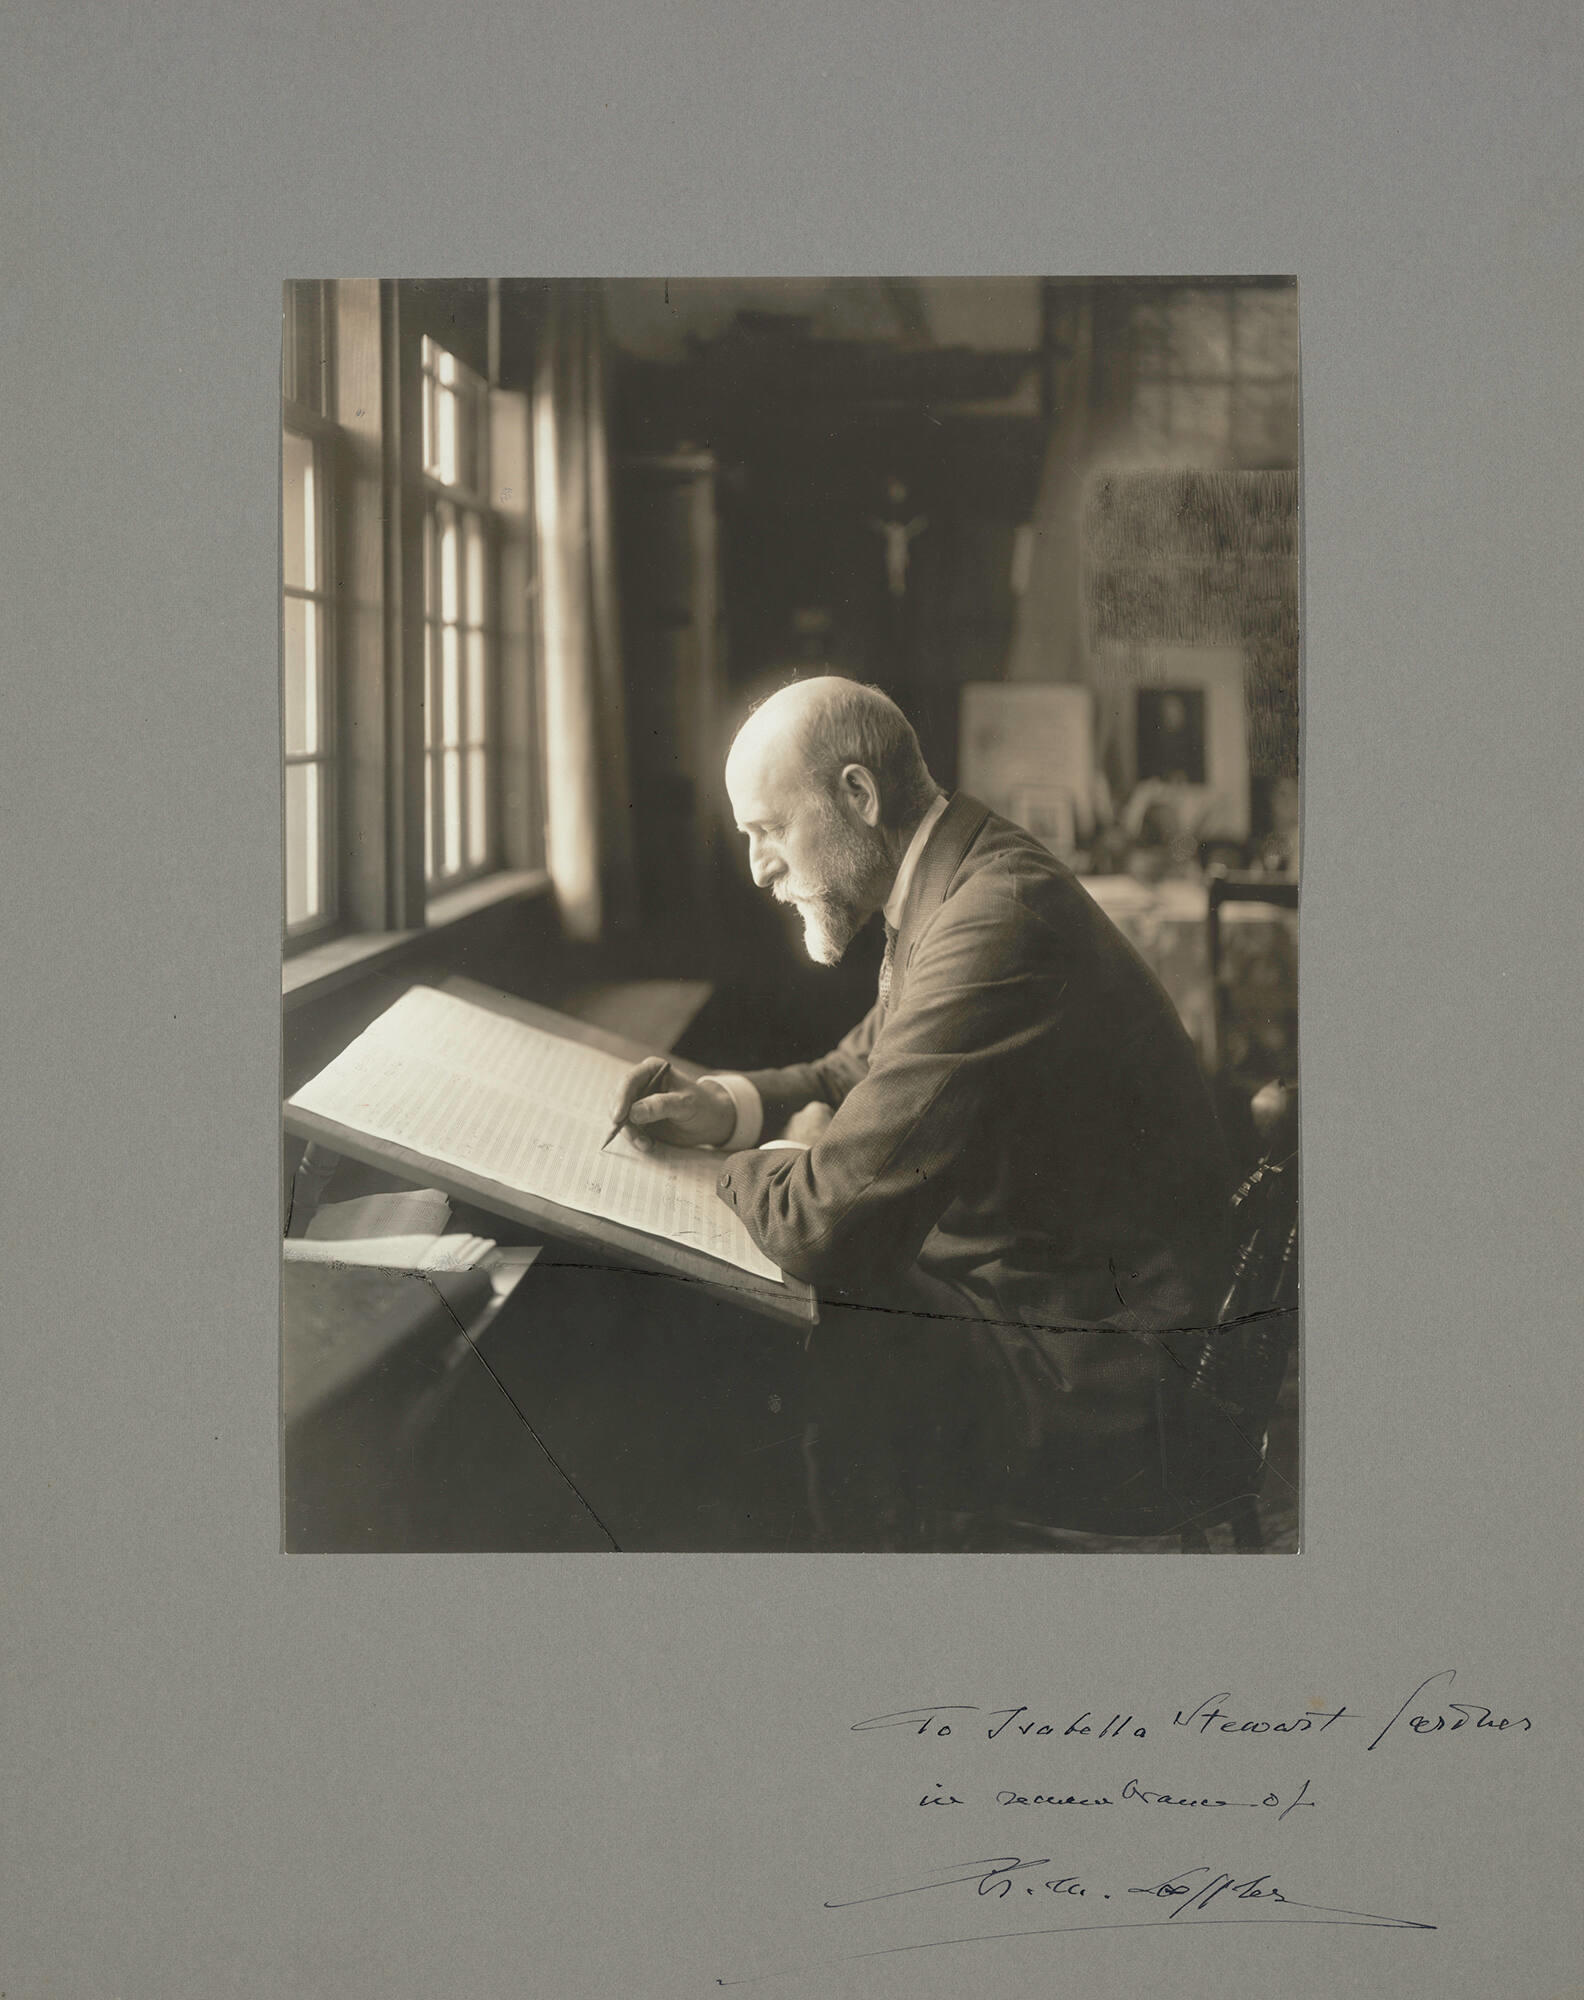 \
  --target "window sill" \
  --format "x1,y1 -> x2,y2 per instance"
282,869 -> 552,1012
